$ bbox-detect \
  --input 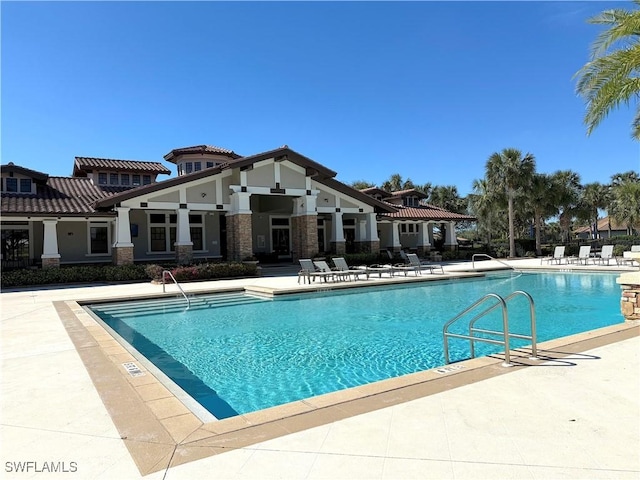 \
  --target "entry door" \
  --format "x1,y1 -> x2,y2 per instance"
271,217 -> 291,257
